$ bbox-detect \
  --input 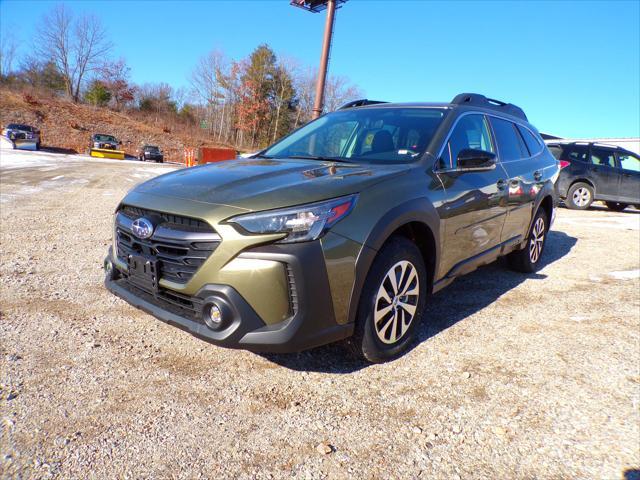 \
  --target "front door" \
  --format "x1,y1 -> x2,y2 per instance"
590,147 -> 620,200
616,151 -> 640,204
435,114 -> 508,279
